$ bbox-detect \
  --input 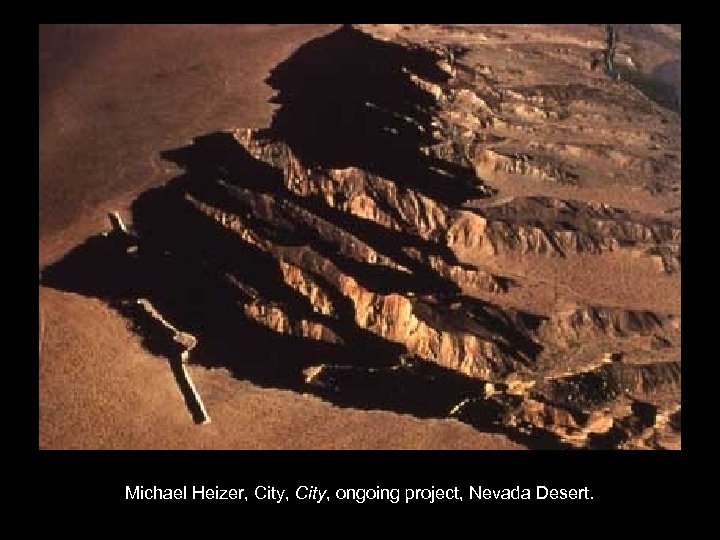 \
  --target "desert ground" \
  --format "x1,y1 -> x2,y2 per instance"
39,24 -> 680,449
